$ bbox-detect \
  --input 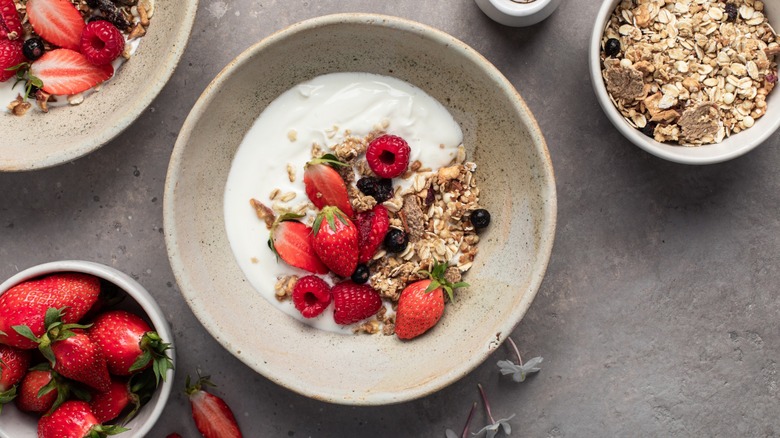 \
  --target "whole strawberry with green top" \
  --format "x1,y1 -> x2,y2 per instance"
0,273 -> 100,349
87,310 -> 173,384
395,263 -> 469,340
38,400 -> 127,438
312,206 -> 358,278
0,344 -> 31,412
